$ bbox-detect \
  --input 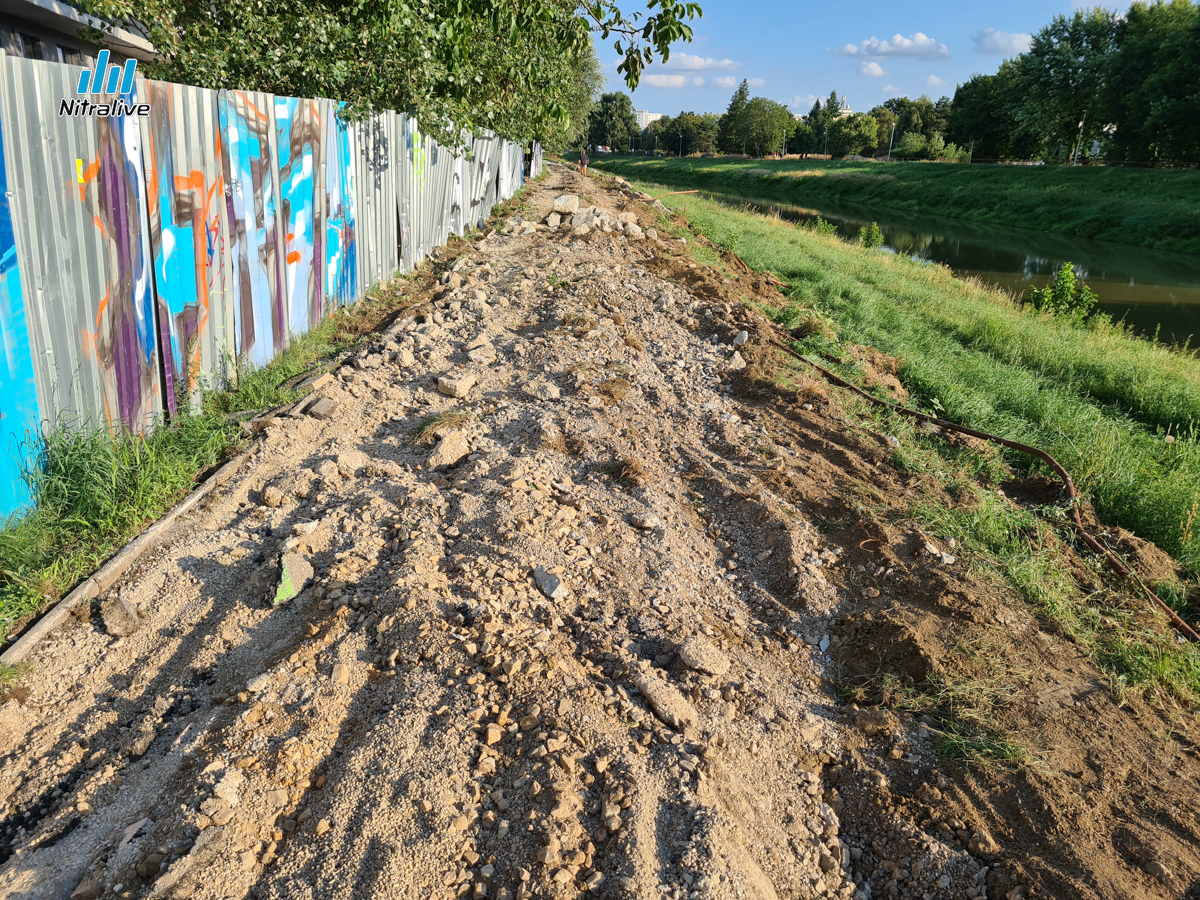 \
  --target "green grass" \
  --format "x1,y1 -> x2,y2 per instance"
0,308 -> 366,644
630,180 -> 1200,573
617,173 -> 1200,704
595,157 -> 1200,255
